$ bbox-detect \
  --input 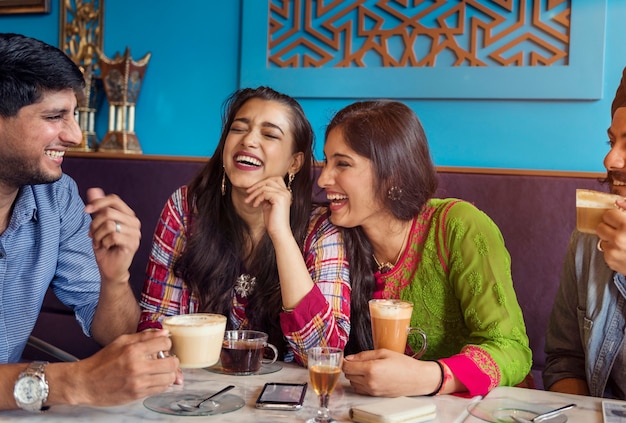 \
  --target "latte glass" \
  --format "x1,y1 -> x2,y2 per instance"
576,189 -> 623,235
368,299 -> 427,358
